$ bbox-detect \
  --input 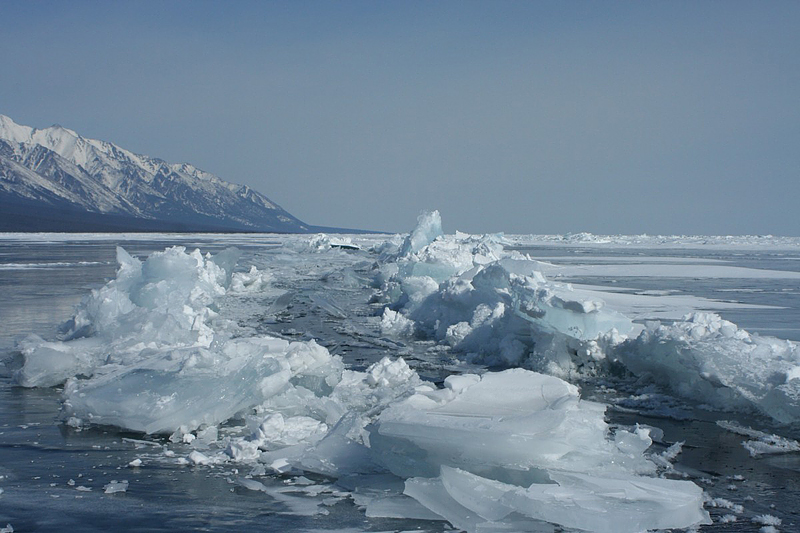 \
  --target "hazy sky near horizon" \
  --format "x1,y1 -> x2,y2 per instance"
2,1 -> 799,235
